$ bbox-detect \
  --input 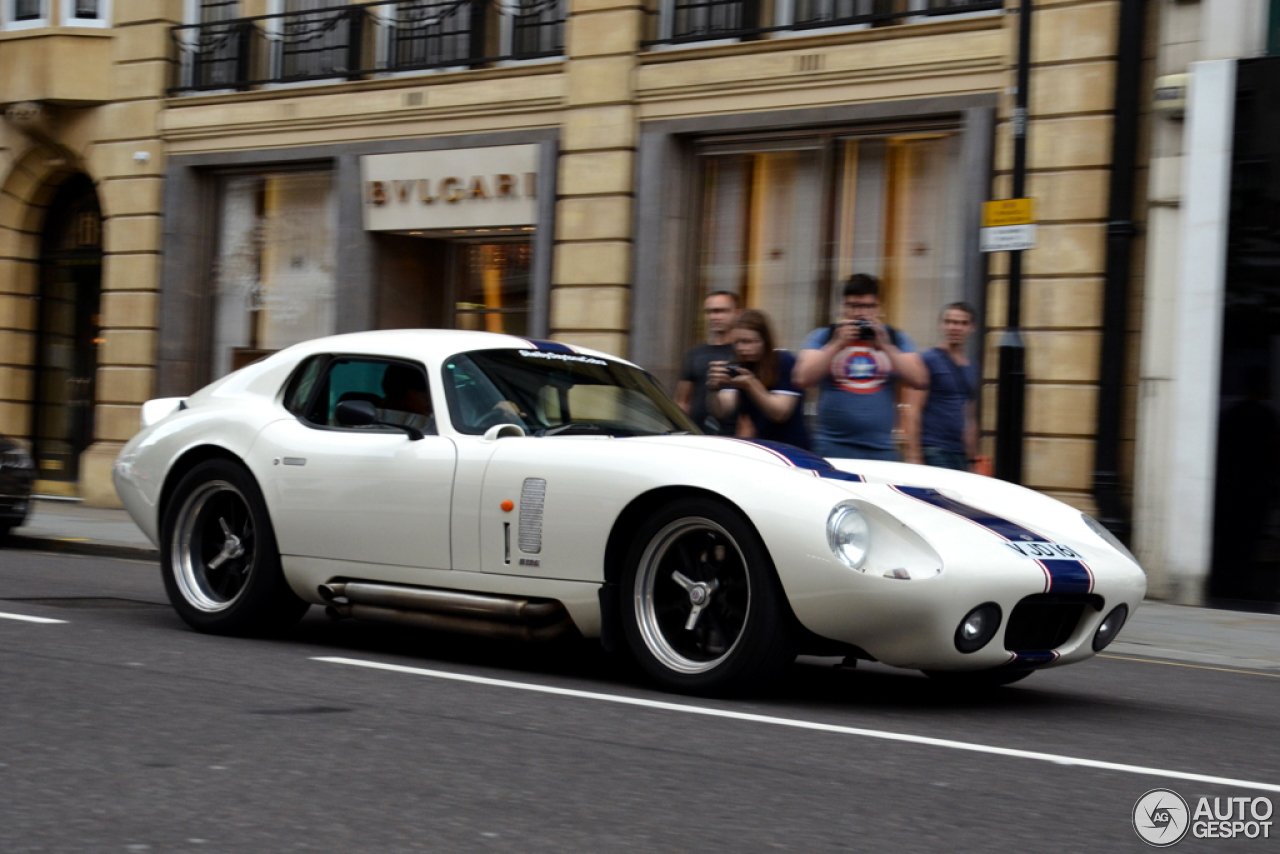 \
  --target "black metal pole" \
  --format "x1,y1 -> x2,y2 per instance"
1093,0 -> 1146,536
995,0 -> 1032,484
